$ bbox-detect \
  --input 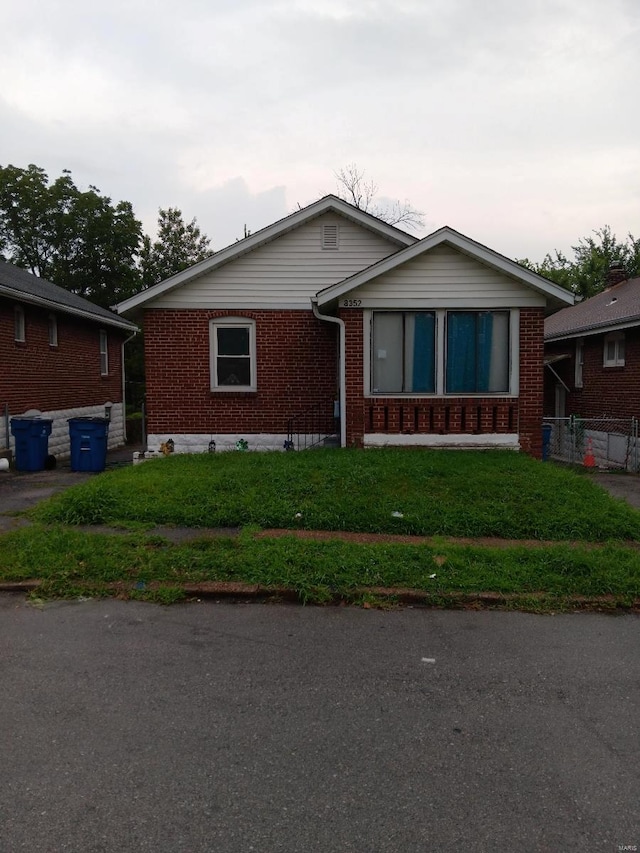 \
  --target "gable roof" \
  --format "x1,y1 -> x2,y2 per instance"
115,195 -> 417,315
545,277 -> 640,341
0,259 -> 138,332
316,226 -> 575,311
